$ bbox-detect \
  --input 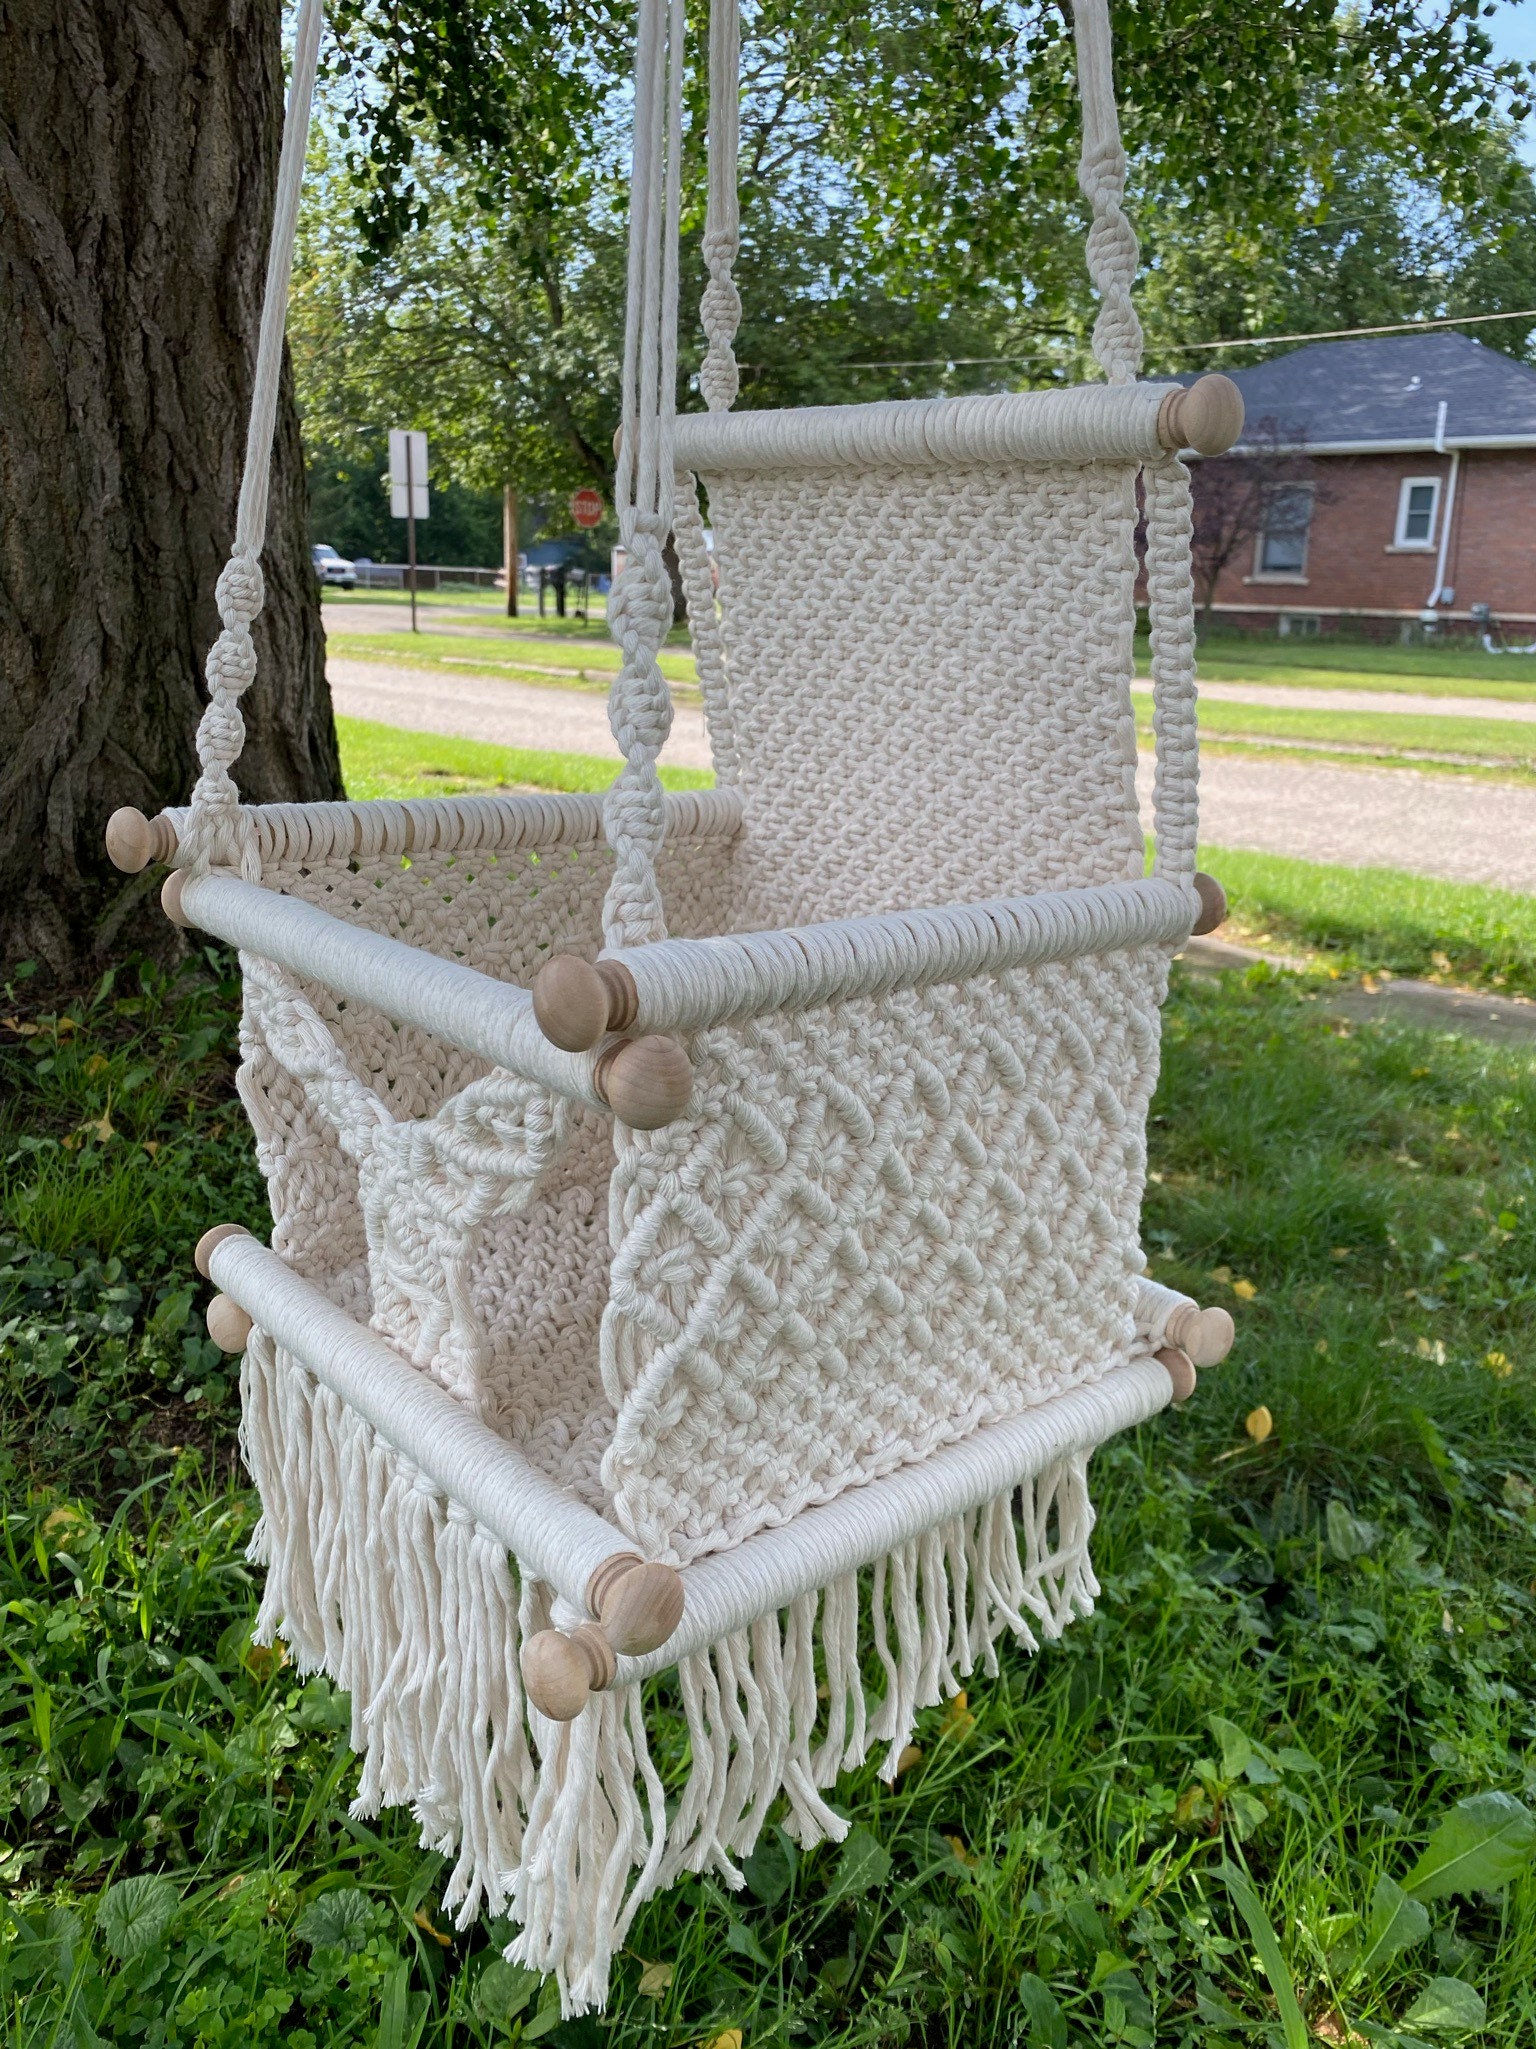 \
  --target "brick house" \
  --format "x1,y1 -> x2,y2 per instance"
1182,332 -> 1536,638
